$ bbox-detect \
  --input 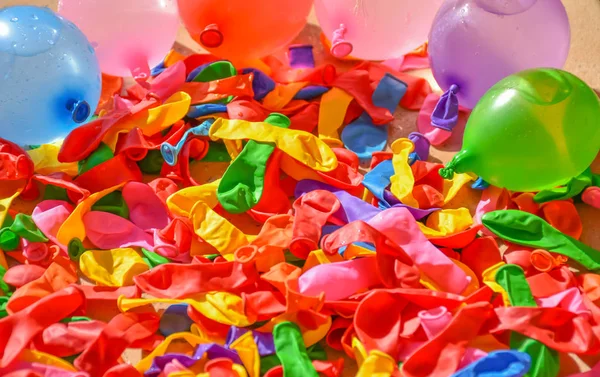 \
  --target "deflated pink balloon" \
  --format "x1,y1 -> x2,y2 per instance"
298,257 -> 380,301
417,306 -> 488,368
58,0 -> 180,77
368,207 -> 470,294
32,200 -> 74,252
315,0 -> 444,60
83,211 -> 154,251
535,288 -> 591,317
418,306 -> 452,339
122,182 -> 170,231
